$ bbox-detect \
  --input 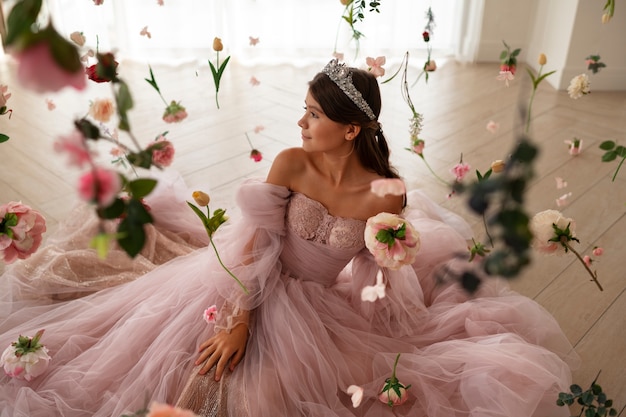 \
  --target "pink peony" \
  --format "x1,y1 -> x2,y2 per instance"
0,331 -> 51,381
13,42 -> 86,93
451,162 -> 471,181
0,201 -> 47,264
54,129 -> 93,168
370,178 -> 406,198
203,305 -> 218,324
146,402 -> 199,417
364,213 -> 420,270
150,136 -> 175,167
89,98 -> 115,123
77,167 -> 121,207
